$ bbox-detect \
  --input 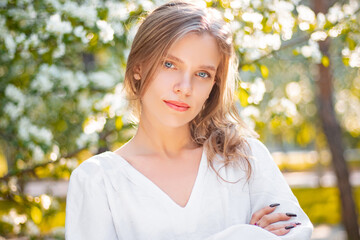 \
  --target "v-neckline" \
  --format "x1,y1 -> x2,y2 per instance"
107,148 -> 206,210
